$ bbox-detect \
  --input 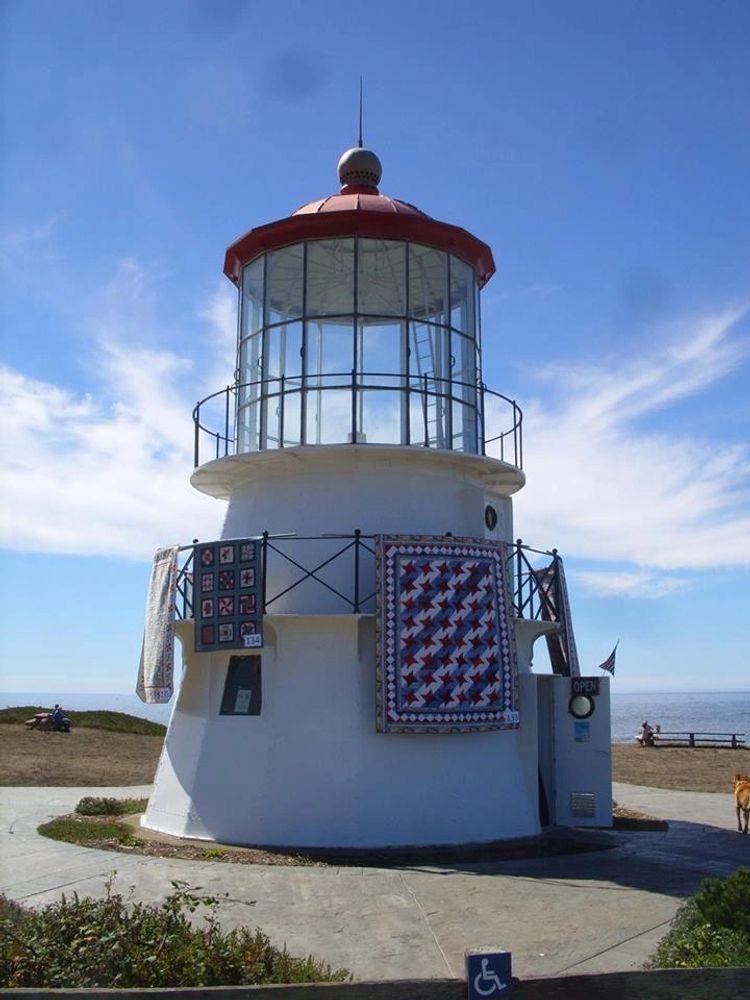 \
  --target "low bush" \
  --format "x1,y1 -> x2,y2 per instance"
75,796 -> 148,816
0,880 -> 350,988
650,867 -> 750,968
